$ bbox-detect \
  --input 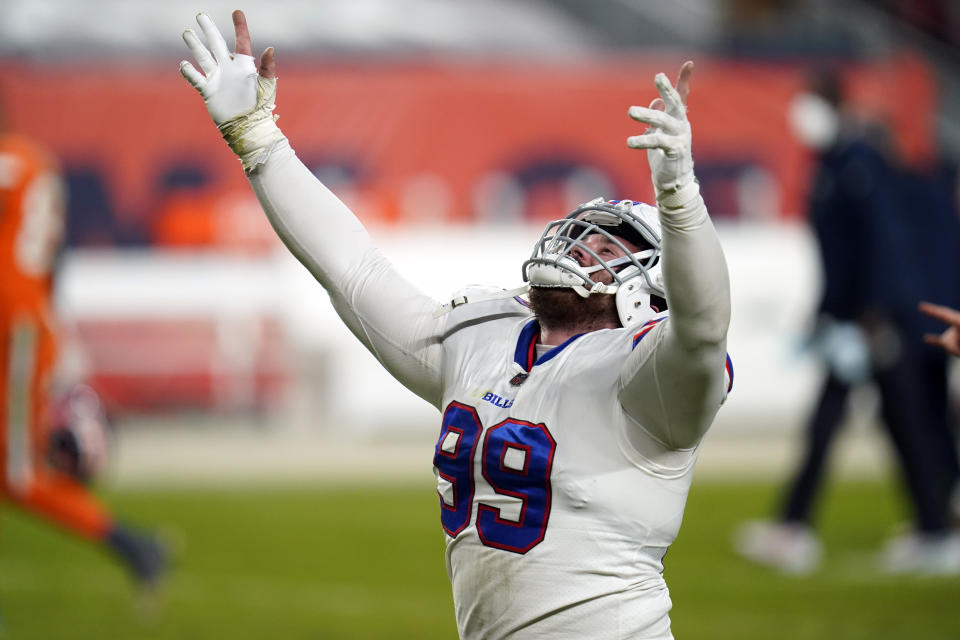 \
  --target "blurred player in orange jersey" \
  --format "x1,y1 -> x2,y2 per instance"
0,107 -> 167,589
